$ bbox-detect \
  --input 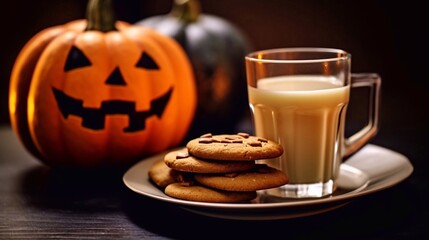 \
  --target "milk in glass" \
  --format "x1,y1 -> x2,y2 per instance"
248,75 -> 350,184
